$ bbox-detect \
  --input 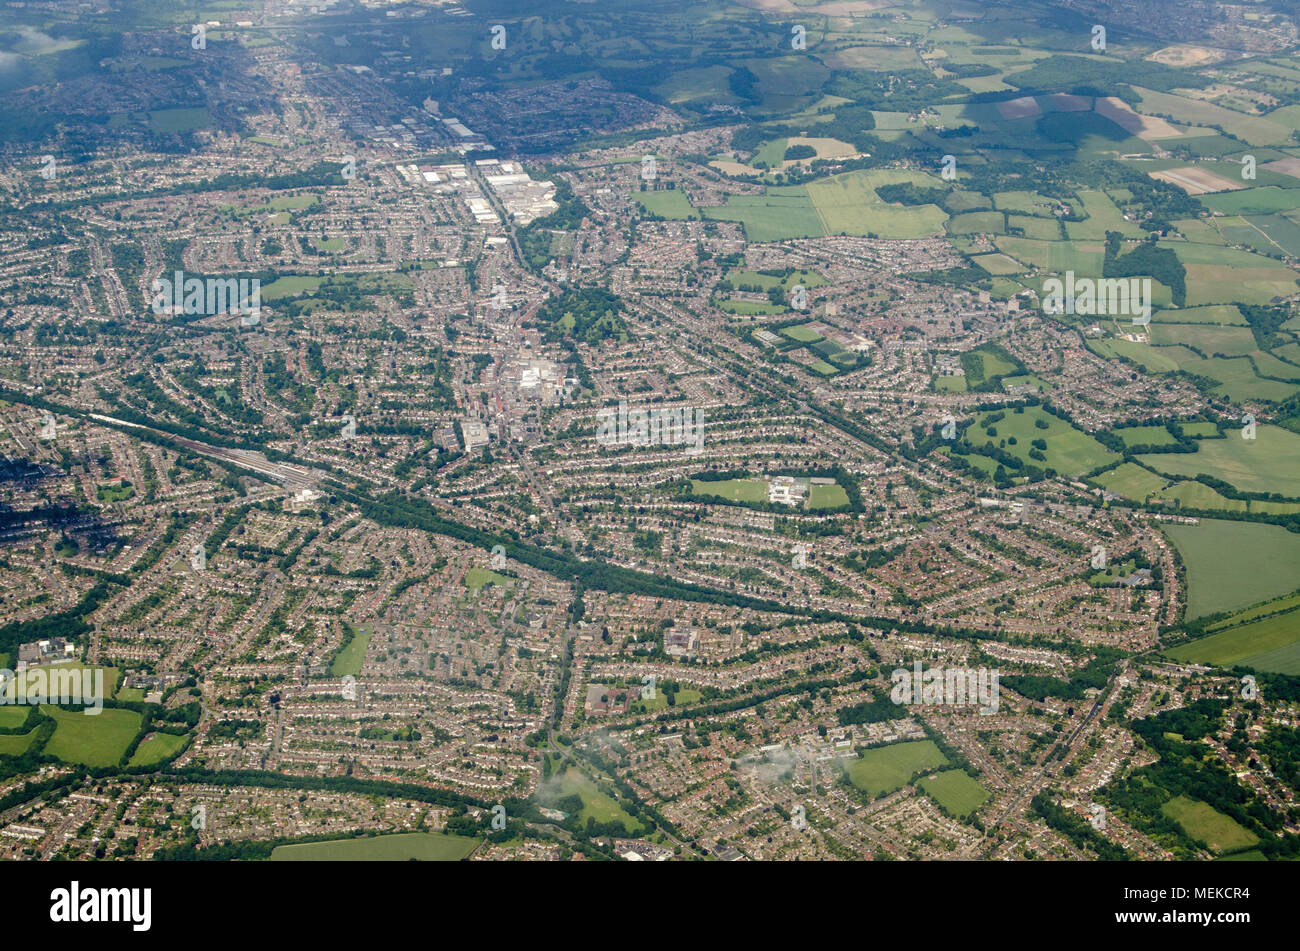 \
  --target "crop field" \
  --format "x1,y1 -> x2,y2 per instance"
1132,88 -> 1291,146
1160,796 -> 1259,854
805,169 -> 949,238
269,832 -> 478,862
702,189 -> 825,242
919,769 -> 989,818
1161,519 -> 1300,618
842,740 -> 948,798
1137,424 -> 1300,497
1165,606 -> 1300,674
